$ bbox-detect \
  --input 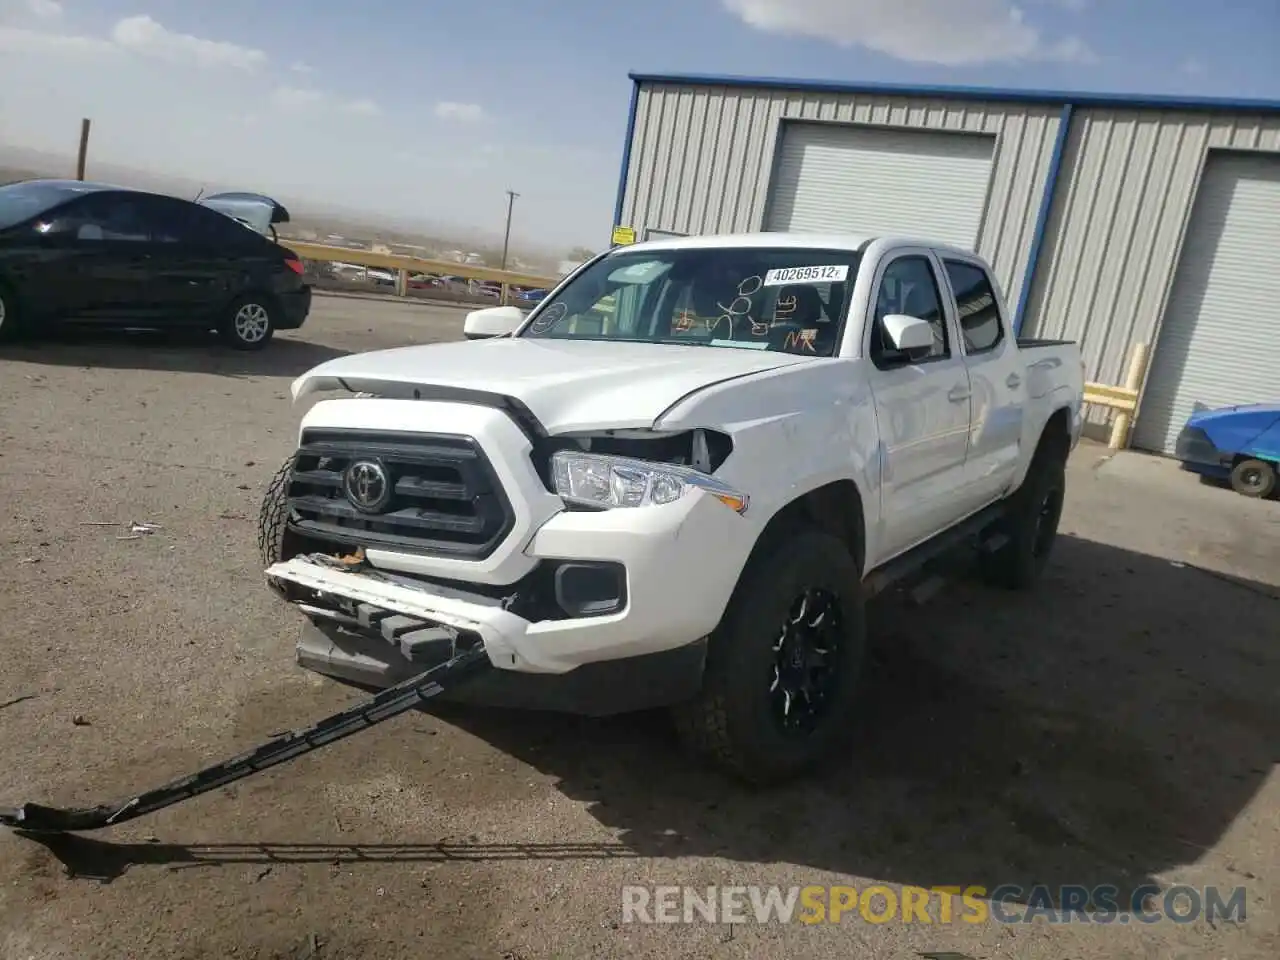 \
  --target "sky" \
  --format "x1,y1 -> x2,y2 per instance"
0,0 -> 1277,253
